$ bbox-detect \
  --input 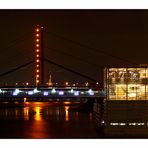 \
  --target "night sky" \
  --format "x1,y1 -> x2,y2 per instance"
0,10 -> 148,85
